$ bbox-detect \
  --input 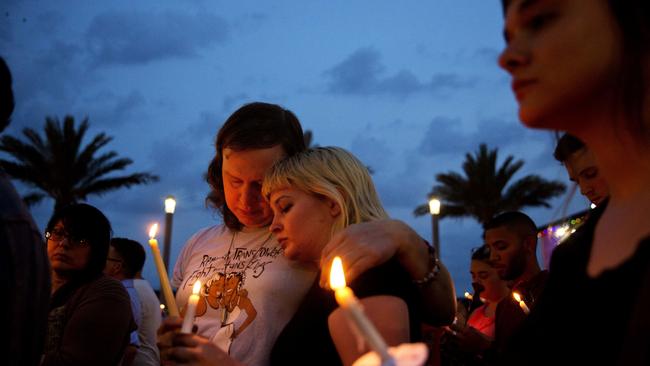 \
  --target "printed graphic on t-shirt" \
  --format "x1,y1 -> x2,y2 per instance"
179,236 -> 283,353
